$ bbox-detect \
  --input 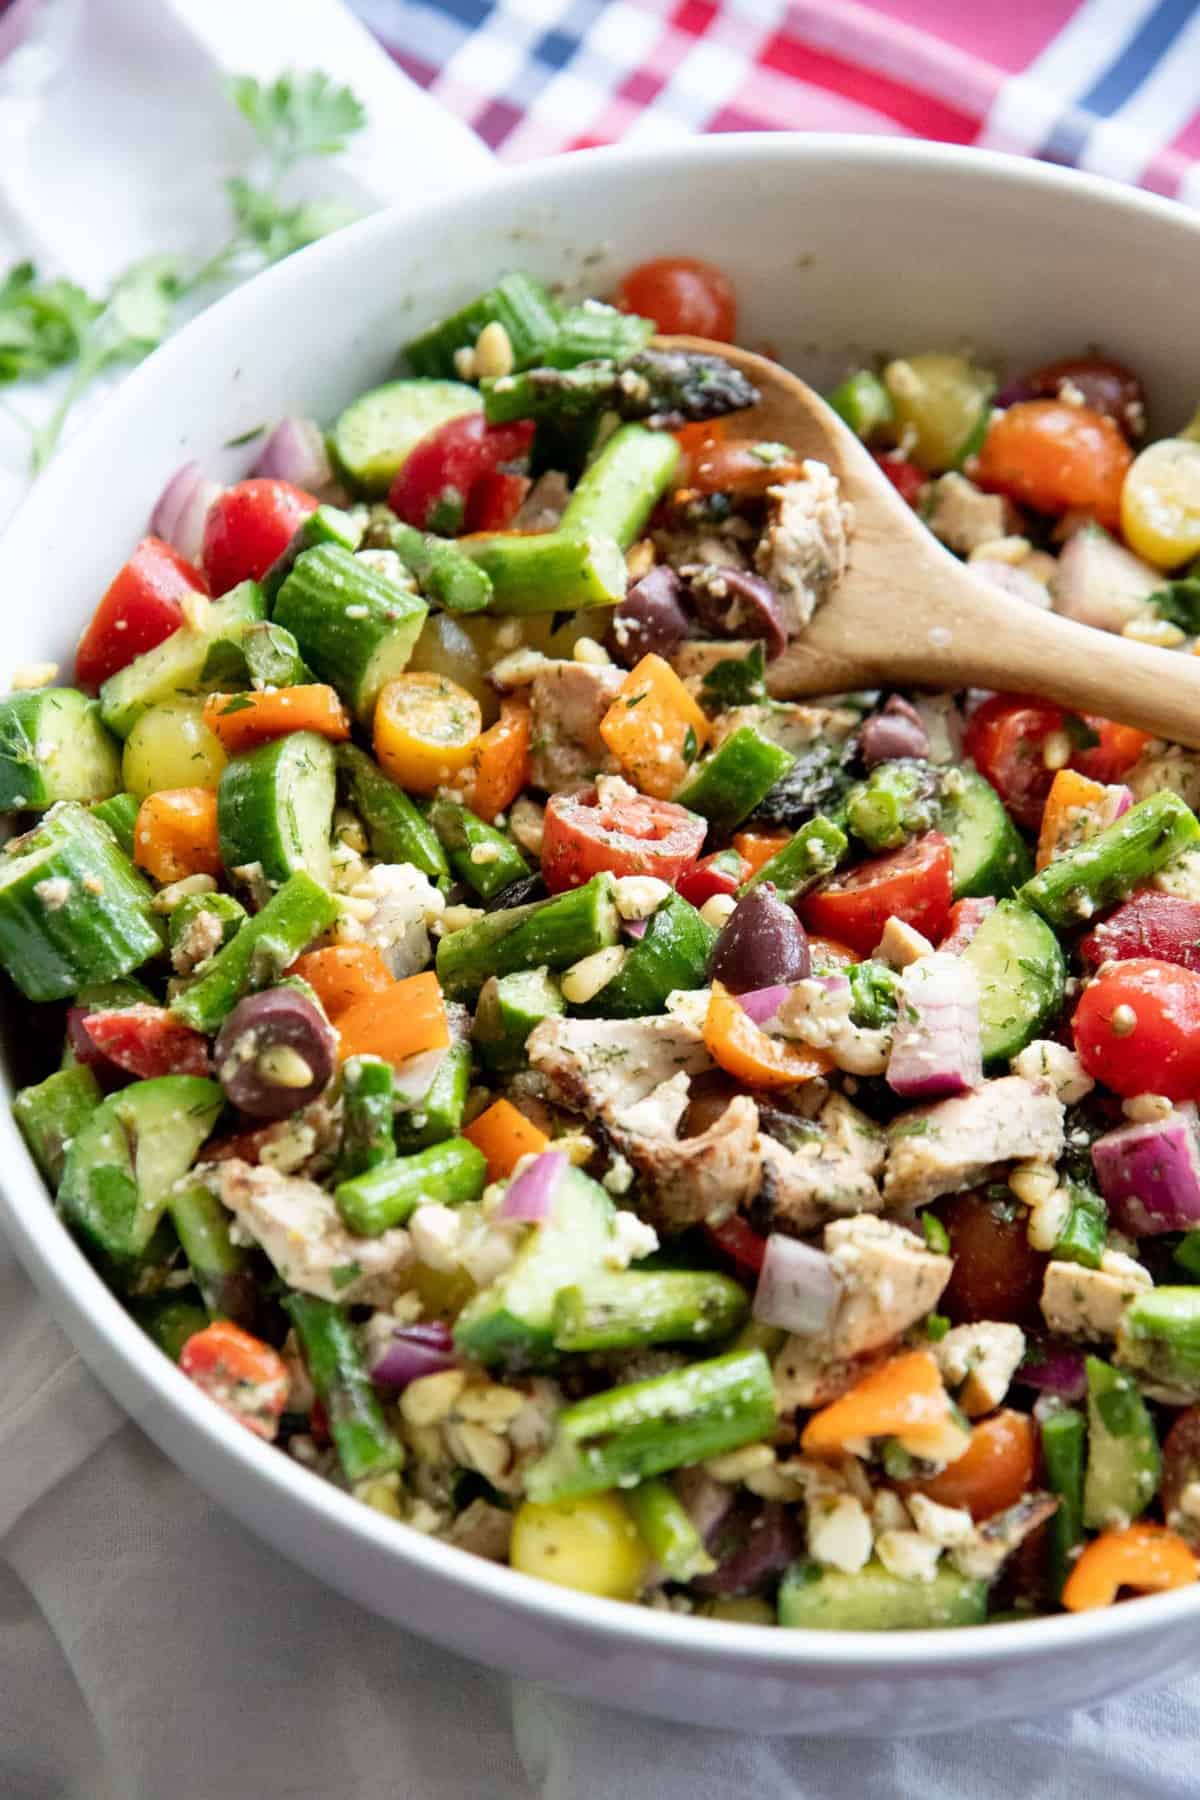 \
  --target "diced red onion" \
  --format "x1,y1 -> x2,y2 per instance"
622,916 -> 649,941
1052,524 -> 1161,634
737,984 -> 791,1025
1092,1103 -> 1200,1235
1016,1342 -> 1087,1403
367,1319 -> 457,1390
498,1149 -> 566,1223
887,951 -> 982,1099
752,1233 -> 839,1334
1102,784 -> 1133,825
861,695 -> 930,766
149,461 -> 223,566
253,416 -> 332,491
